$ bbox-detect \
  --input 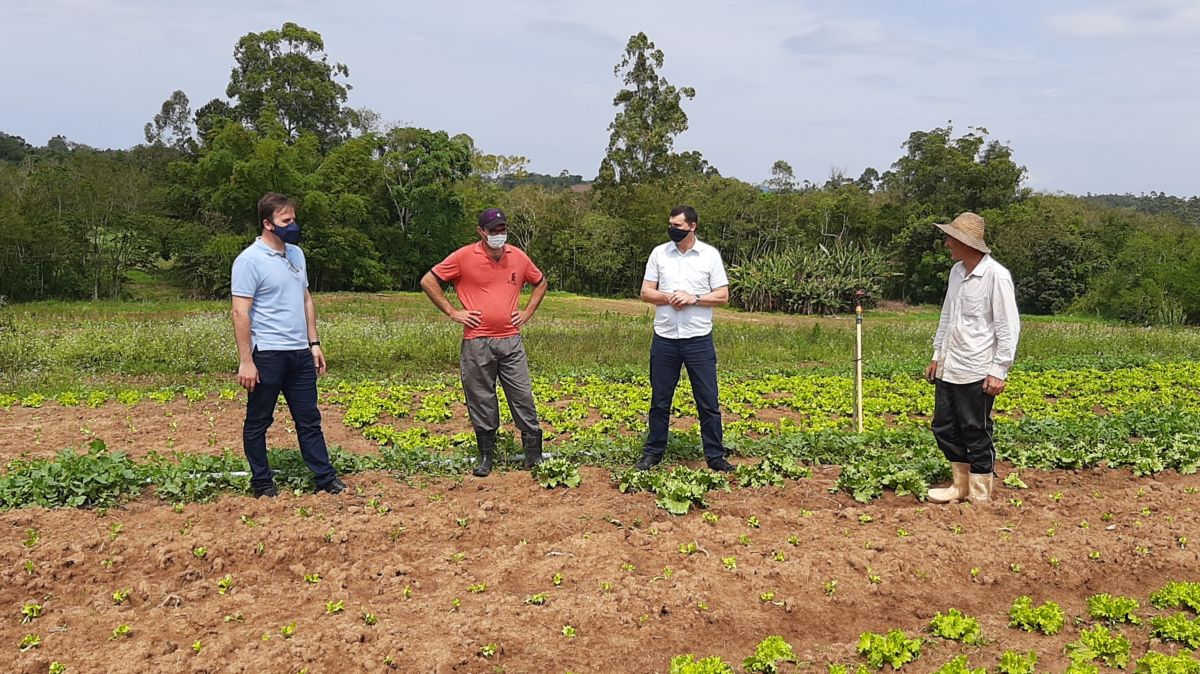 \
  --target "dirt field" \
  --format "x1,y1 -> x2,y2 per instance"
2,448 -> 1197,673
